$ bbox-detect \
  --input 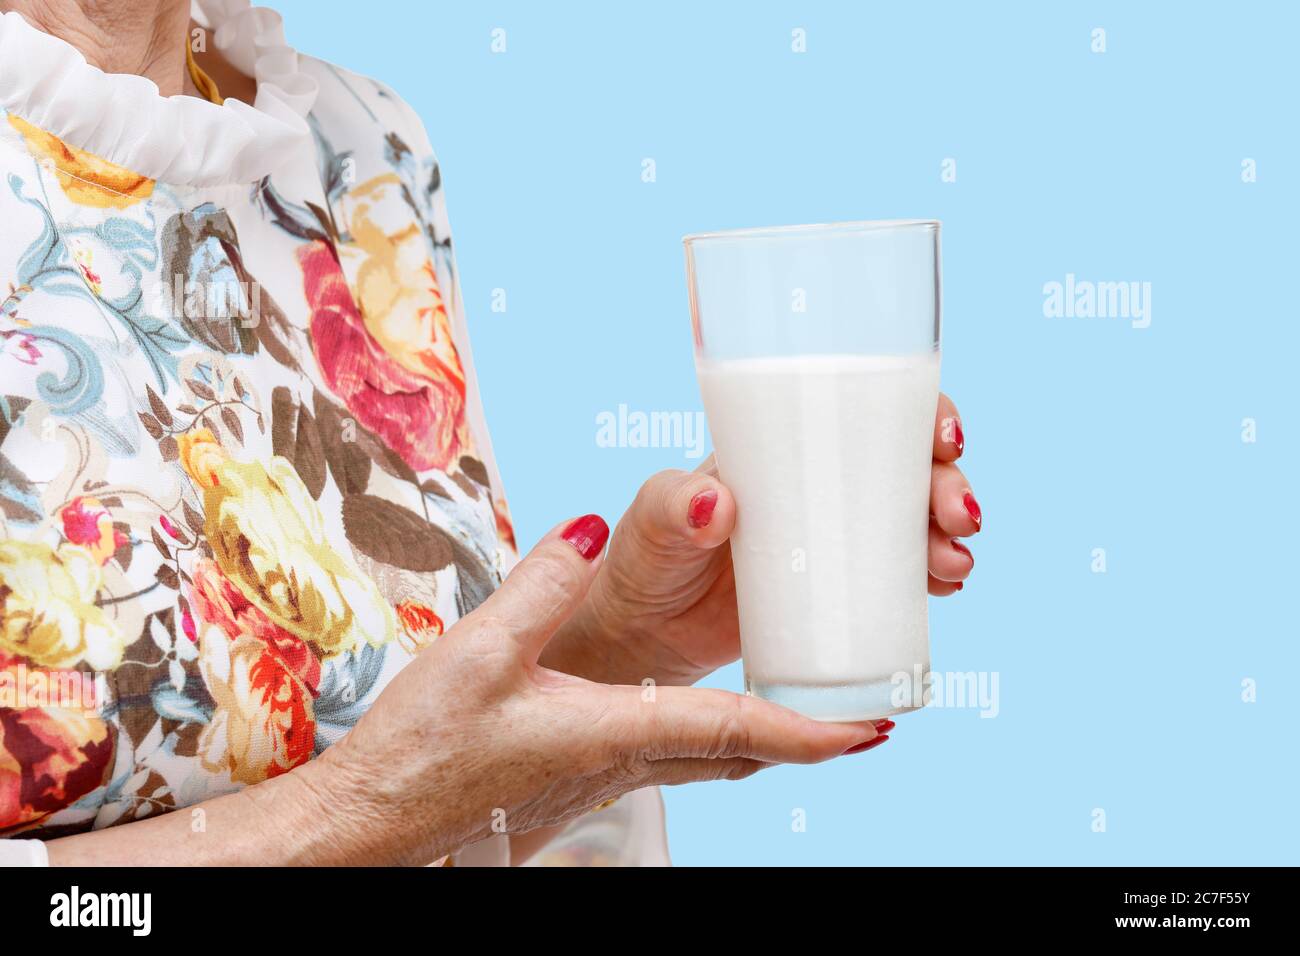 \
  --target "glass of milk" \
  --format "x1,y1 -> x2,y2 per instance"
684,220 -> 941,721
